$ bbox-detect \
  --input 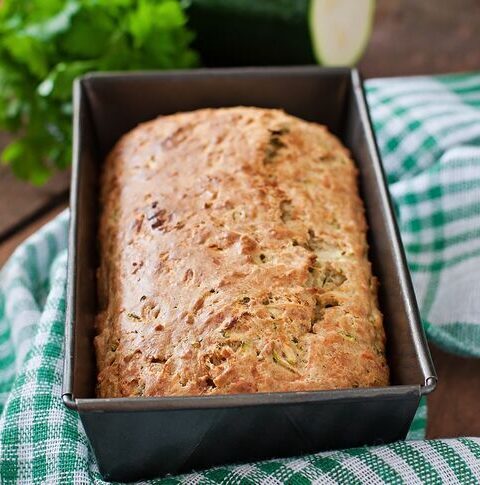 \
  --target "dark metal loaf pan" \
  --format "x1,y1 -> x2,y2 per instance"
63,67 -> 437,482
